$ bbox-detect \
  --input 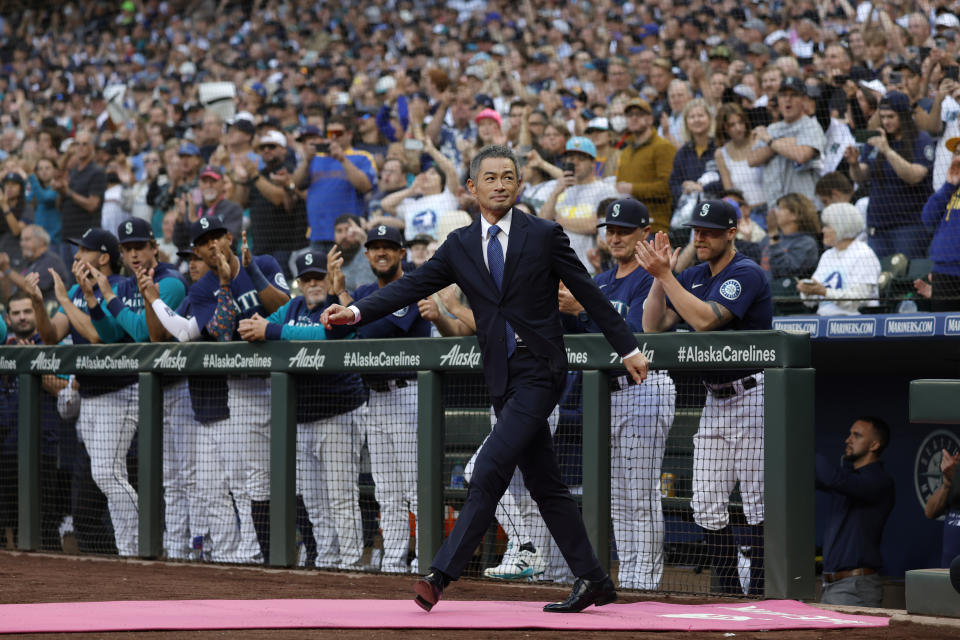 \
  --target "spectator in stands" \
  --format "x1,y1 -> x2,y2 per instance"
816,171 -> 862,214
669,99 -> 721,228
172,166 -> 242,250
798,203 -> 881,315
0,224 -> 68,305
541,137 -> 618,273
919,137 -> 960,311
232,130 -> 306,277
0,172 -> 31,270
367,157 -> 409,224
845,91 -> 935,259
329,214 -> 375,292
381,136 -> 460,243
749,77 -> 825,212
715,104 -> 767,225
27,158 -> 61,252
816,416 -> 895,608
538,121 -> 571,167
584,117 -> 619,179
760,193 -> 821,280
616,98 -> 677,234
924,447 -> 960,568
518,148 -> 562,213
294,114 -> 376,255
